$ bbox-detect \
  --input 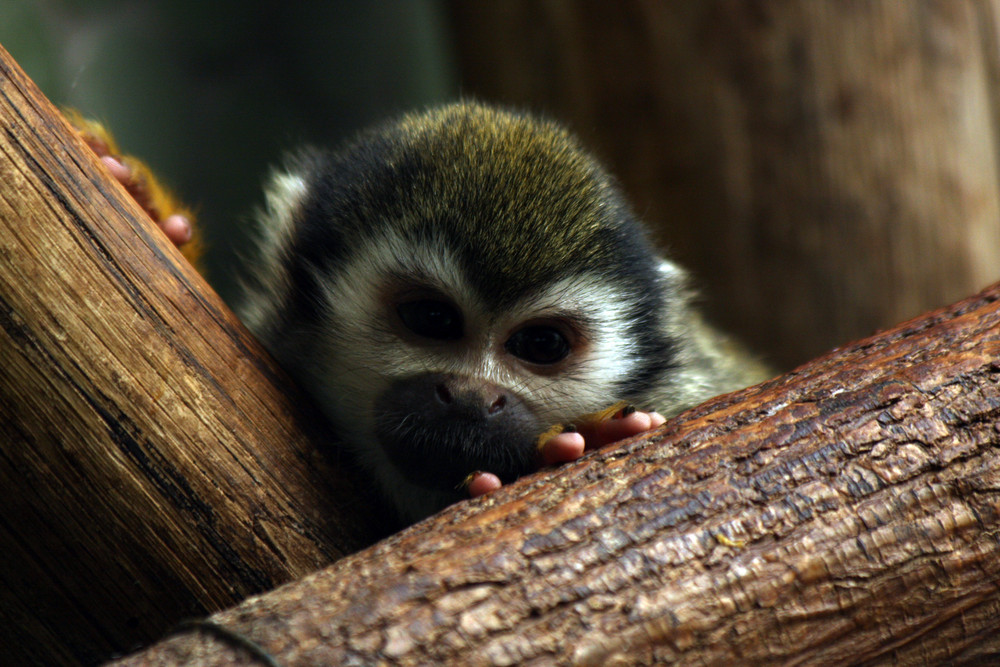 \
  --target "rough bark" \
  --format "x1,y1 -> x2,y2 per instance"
0,43 -> 385,666
114,280 -> 1000,665
448,0 -> 1000,370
